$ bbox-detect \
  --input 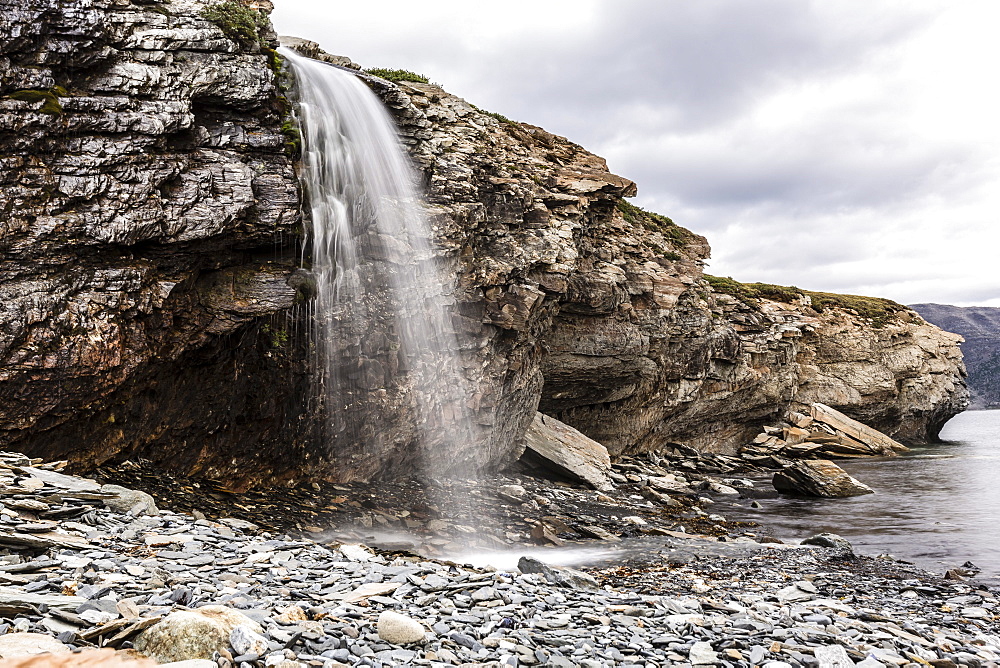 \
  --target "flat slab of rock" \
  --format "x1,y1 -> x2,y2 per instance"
811,403 -> 908,455
17,467 -> 102,492
0,587 -> 86,615
519,412 -> 613,491
334,581 -> 401,603
0,632 -> 70,657
773,460 -> 875,497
